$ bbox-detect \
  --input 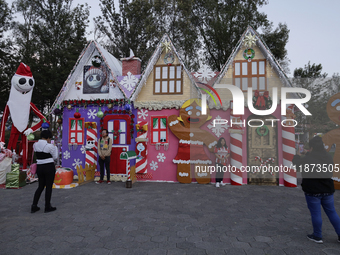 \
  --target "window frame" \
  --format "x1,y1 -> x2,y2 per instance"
233,59 -> 267,92
153,64 -> 183,95
150,116 -> 168,145
68,117 -> 84,145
